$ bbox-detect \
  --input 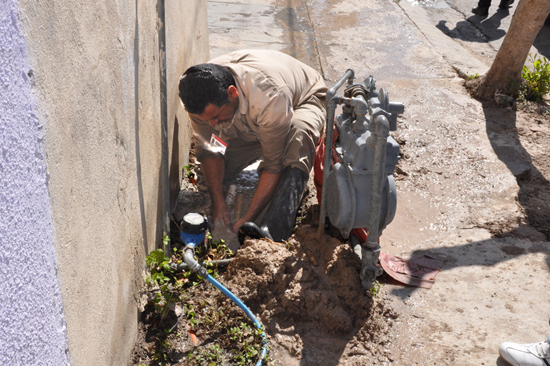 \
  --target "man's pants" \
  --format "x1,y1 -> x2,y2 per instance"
221,95 -> 326,184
